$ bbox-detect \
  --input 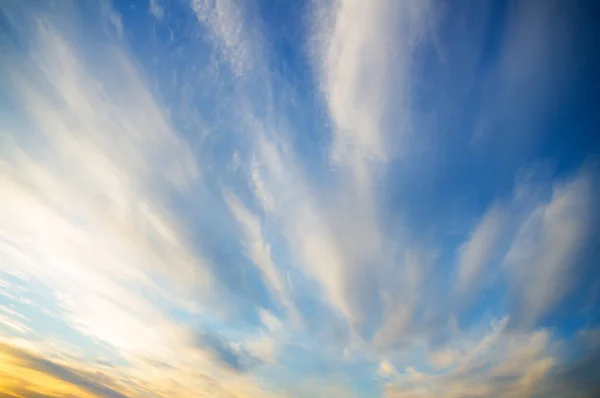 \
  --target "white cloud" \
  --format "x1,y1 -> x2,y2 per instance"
246,332 -> 278,365
149,0 -> 164,19
372,249 -> 436,350
0,8 -> 281,397
184,0 -> 434,349
247,135 -> 354,323
0,314 -> 32,335
100,0 -> 124,39
428,347 -> 457,369
247,0 -> 434,342
0,15 -> 209,363
249,158 -> 275,213
504,169 -> 593,327
187,0 -> 374,338
1,17 -> 208,294
224,190 -> 297,321
385,318 -> 556,398
258,308 -> 283,334
234,88 -> 392,344
1,1 -> 597,397
456,204 -> 505,292
315,0 -> 431,192
377,359 -> 398,378
190,0 -> 256,77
